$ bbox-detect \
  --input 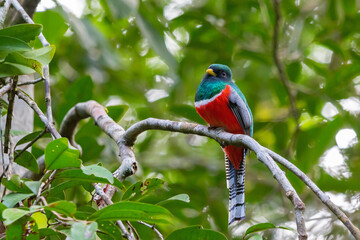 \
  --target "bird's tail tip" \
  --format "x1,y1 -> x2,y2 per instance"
228,203 -> 245,225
